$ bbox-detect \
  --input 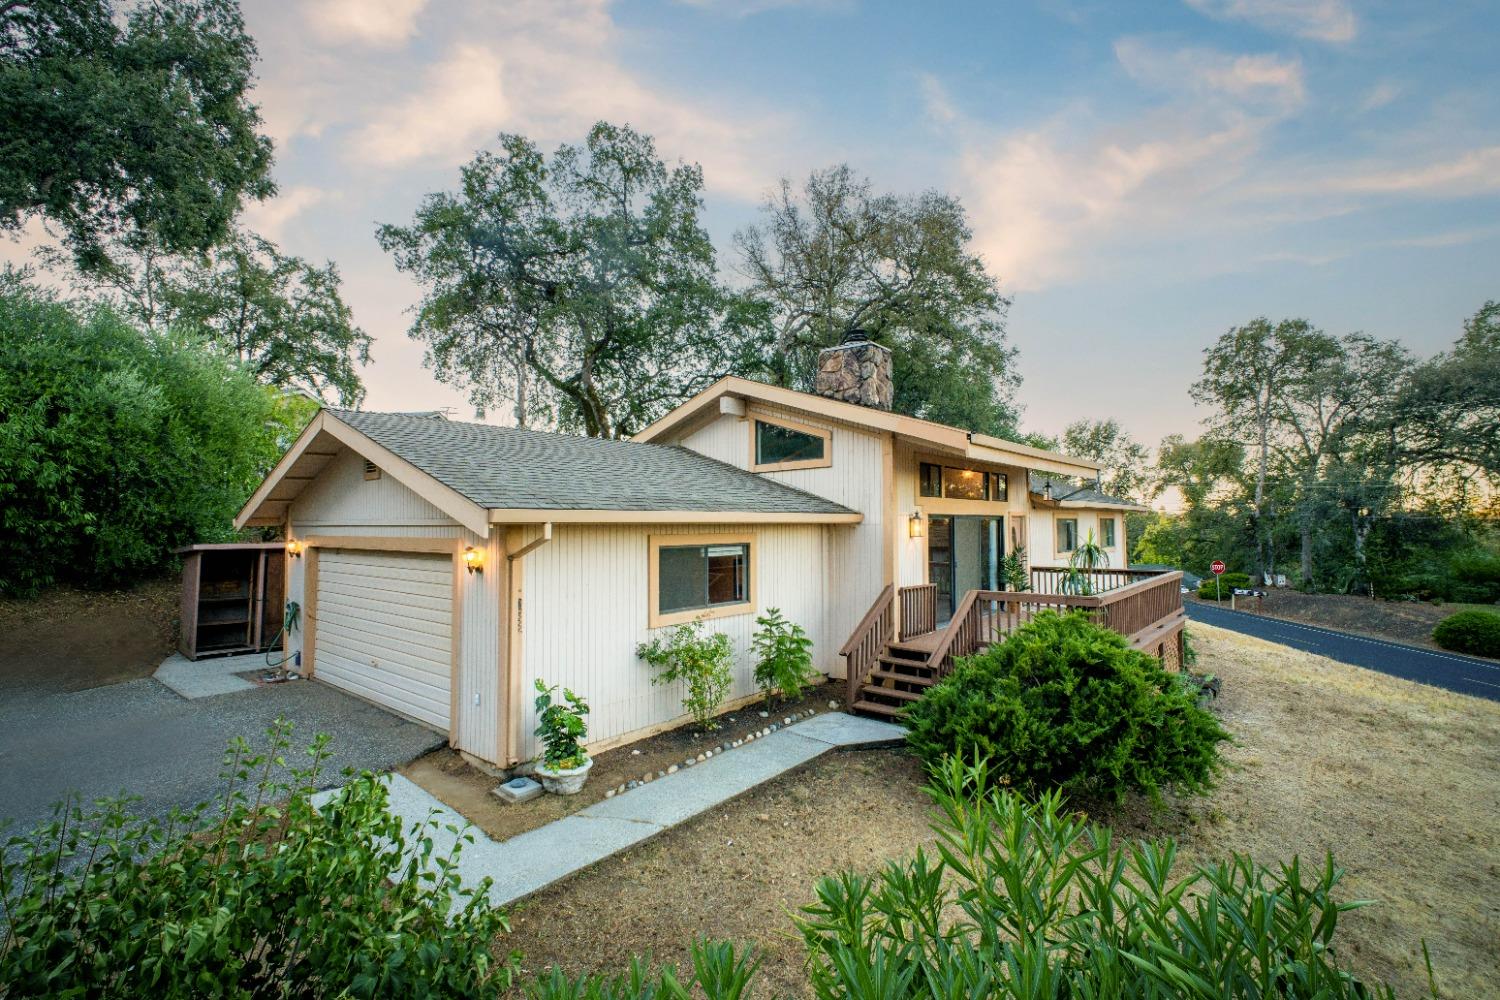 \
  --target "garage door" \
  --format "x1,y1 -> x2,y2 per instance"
314,549 -> 453,731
